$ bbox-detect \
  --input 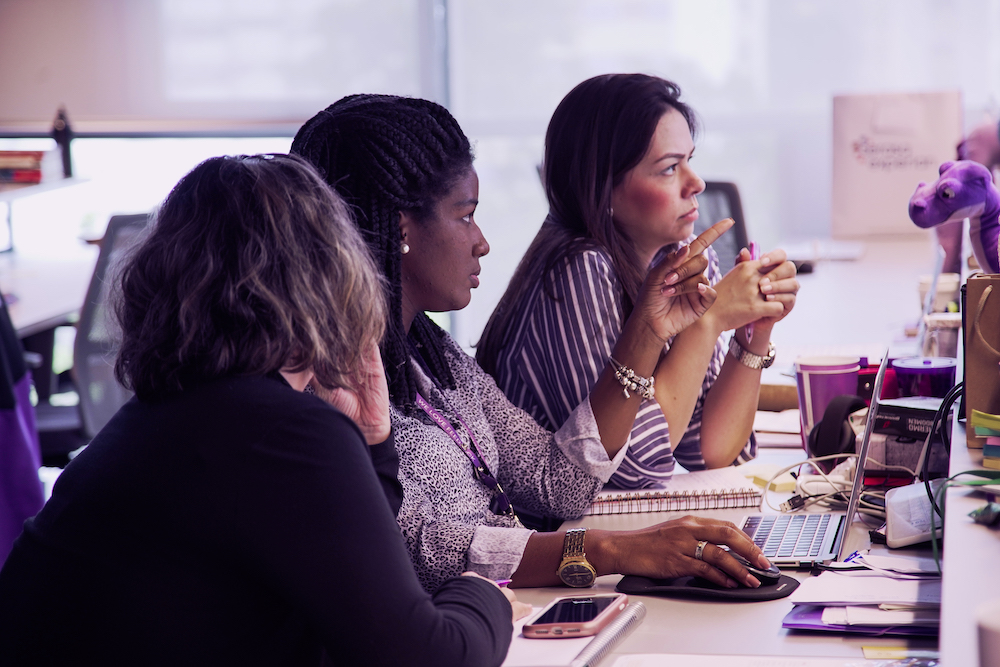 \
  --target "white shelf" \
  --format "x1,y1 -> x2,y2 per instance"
0,177 -> 86,203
